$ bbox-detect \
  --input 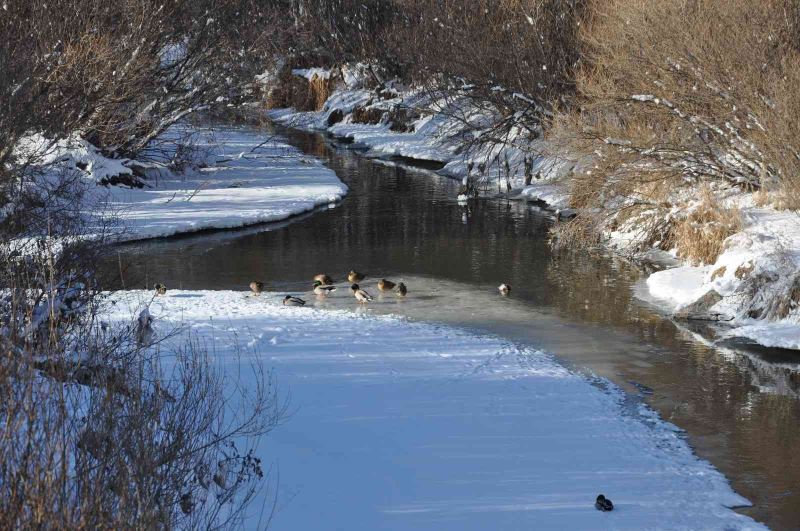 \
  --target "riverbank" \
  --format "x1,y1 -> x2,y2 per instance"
266,68 -> 800,351
16,125 -> 347,242
106,289 -> 764,530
